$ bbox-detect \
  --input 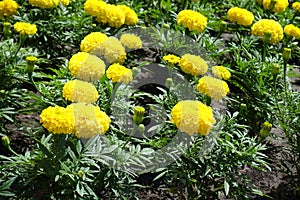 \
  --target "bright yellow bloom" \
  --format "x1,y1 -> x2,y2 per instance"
26,56 -> 38,63
68,52 -> 106,82
91,37 -> 126,64
261,0 -> 289,13
212,66 -> 231,80
0,0 -> 19,18
170,100 -> 216,136
70,103 -> 111,138
84,0 -> 106,17
197,76 -> 229,101
117,5 -> 138,26
96,4 -> 125,28
40,106 -> 75,134
177,10 -> 207,33
62,80 -> 98,103
120,33 -> 142,49
14,22 -> 37,35
284,24 -> 300,39
227,7 -> 254,26
80,32 -> 108,53
293,2 -> 300,12
178,54 -> 208,76
163,54 -> 180,65
60,0 -> 69,6
106,63 -> 133,84
251,19 -> 283,44
29,0 -> 59,9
